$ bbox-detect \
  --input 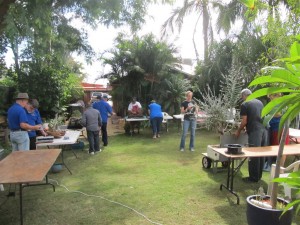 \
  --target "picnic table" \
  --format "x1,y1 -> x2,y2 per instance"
0,149 -> 61,225
36,130 -> 81,174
